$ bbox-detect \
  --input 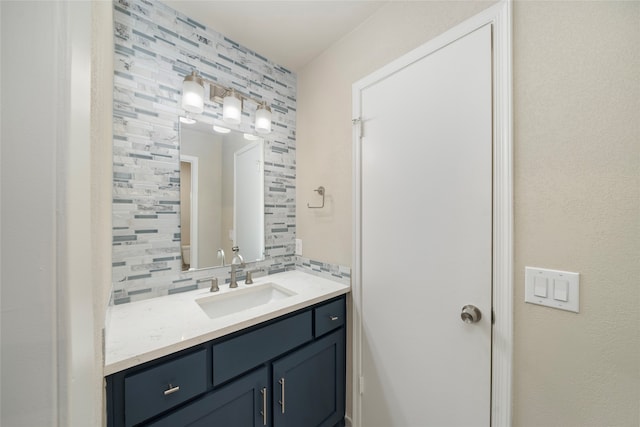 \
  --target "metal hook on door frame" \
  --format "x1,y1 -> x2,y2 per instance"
307,186 -> 325,209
